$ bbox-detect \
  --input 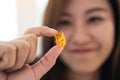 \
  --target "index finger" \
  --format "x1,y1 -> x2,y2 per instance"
24,26 -> 58,37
